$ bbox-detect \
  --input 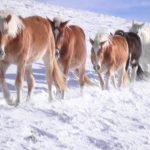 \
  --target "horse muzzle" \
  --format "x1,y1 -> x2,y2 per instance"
55,48 -> 61,59
93,65 -> 100,72
0,49 -> 5,60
